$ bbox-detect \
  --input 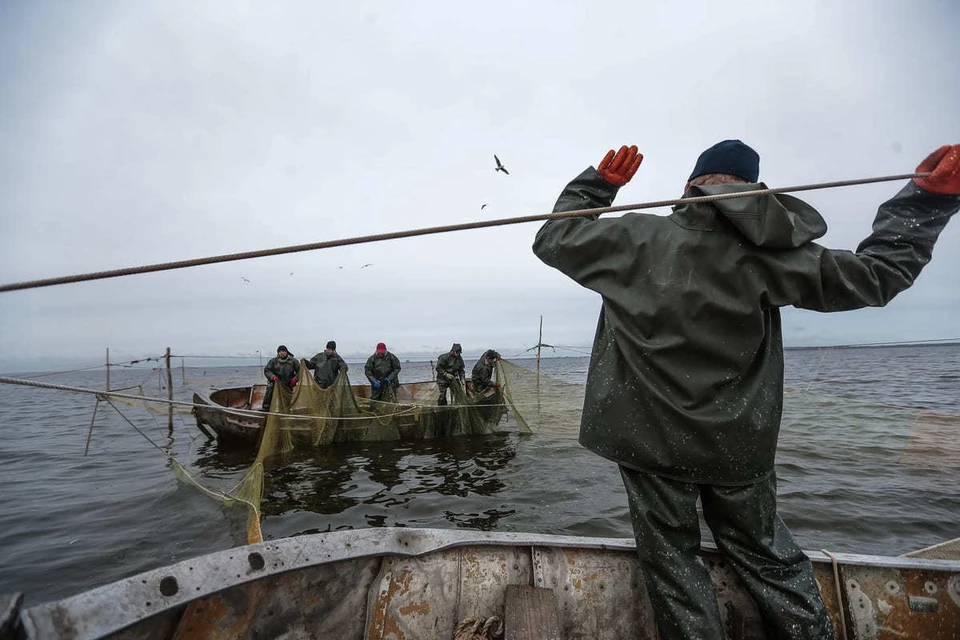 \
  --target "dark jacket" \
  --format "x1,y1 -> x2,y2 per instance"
307,351 -> 348,388
436,352 -> 465,382
471,357 -> 496,392
264,354 -> 299,387
364,352 -> 401,386
533,168 -> 958,484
